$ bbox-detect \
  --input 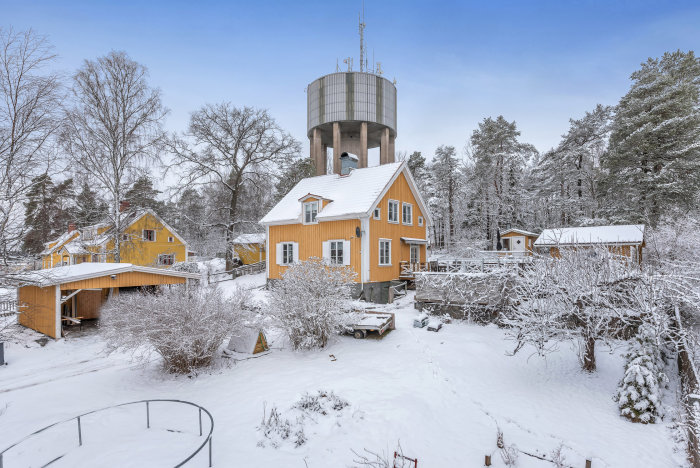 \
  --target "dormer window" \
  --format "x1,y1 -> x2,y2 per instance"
303,201 -> 318,224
